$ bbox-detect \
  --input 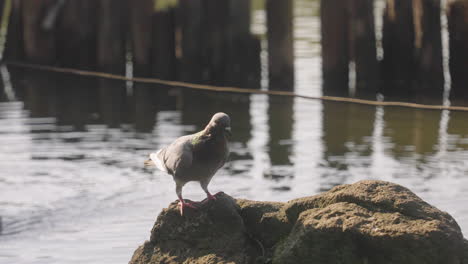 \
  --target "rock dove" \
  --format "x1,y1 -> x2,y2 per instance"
145,112 -> 231,215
